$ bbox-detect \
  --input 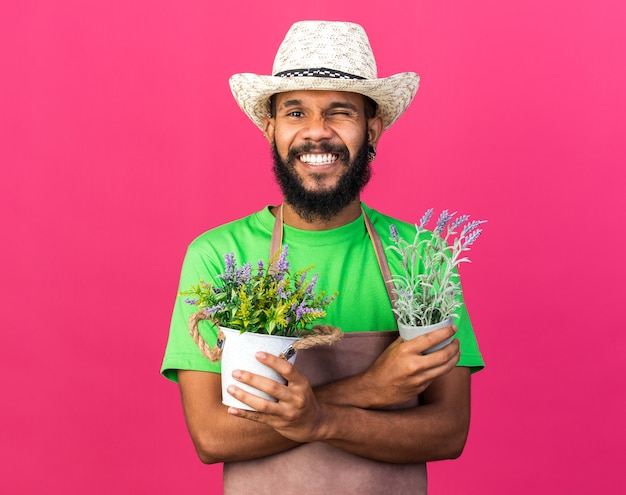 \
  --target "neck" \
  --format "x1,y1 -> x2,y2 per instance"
273,199 -> 362,230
